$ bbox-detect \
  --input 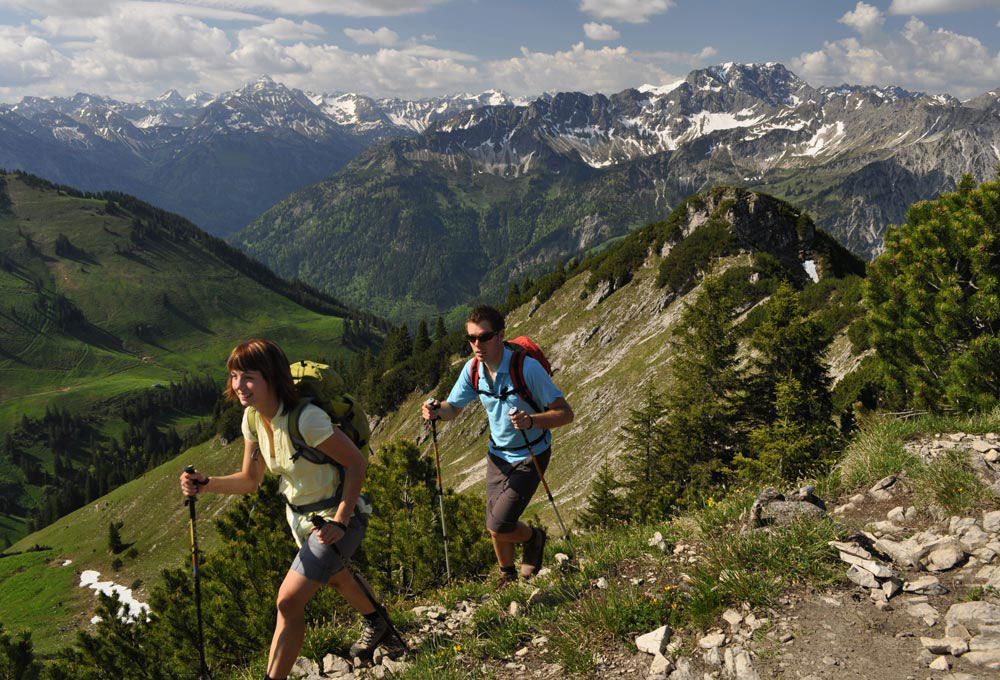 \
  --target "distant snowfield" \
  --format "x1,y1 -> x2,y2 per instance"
79,570 -> 150,624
